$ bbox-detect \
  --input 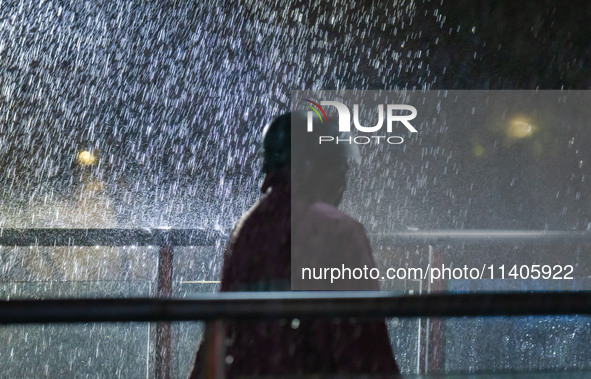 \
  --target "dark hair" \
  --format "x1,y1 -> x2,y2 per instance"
261,111 -> 349,204
261,111 -> 348,175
